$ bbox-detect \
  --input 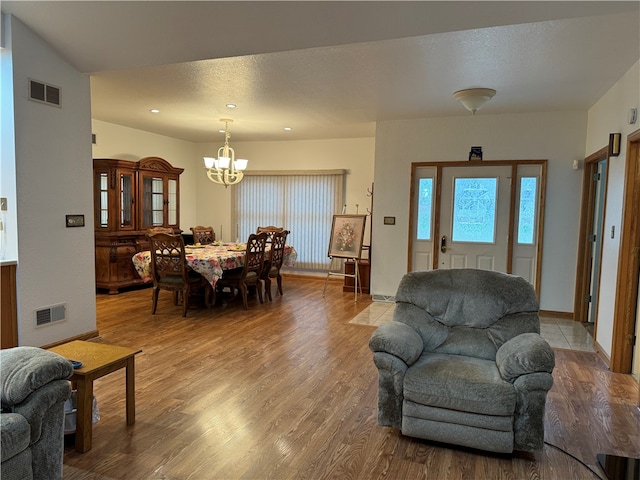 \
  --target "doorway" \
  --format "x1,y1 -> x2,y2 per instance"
409,160 -> 547,296
574,148 -> 609,326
